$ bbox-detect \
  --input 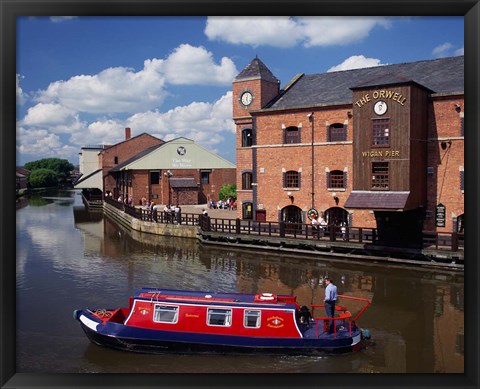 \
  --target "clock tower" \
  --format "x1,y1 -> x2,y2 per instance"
233,57 -> 280,220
